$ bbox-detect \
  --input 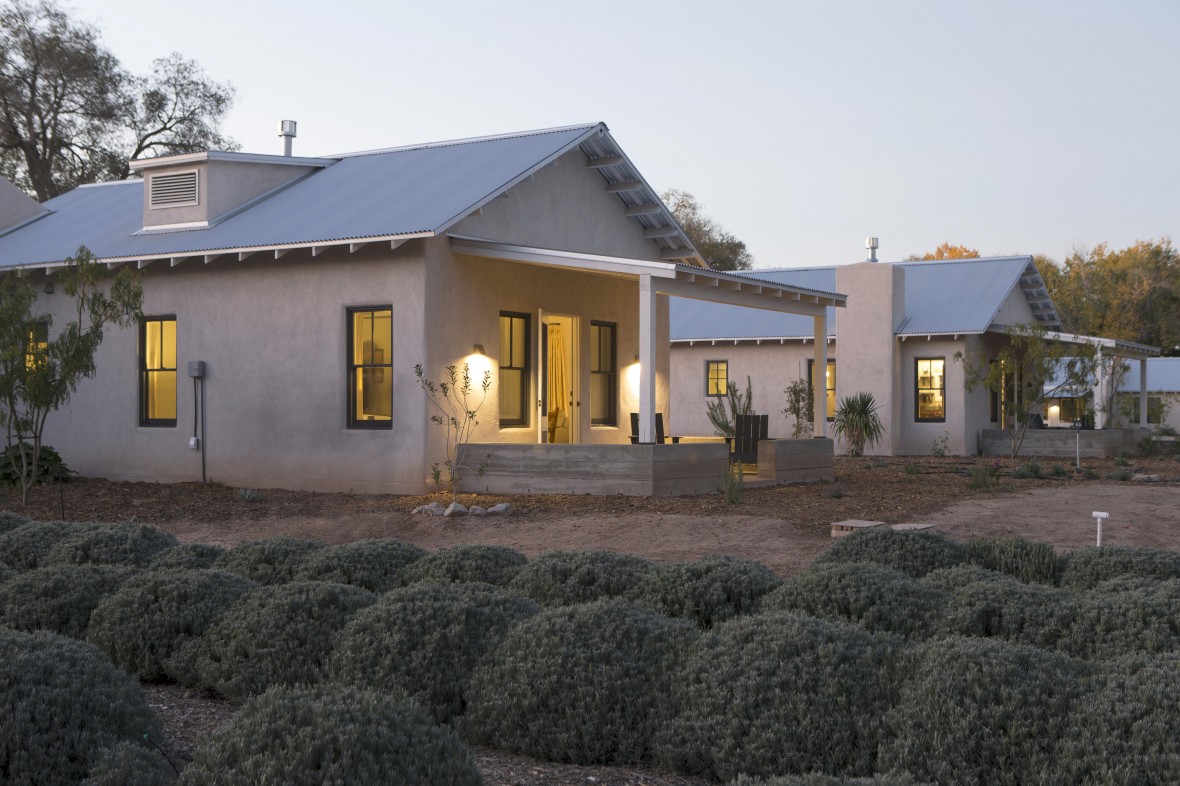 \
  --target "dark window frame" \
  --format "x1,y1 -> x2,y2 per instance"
705,359 -> 729,397
139,315 -> 177,427
499,311 -> 531,428
806,358 -> 837,422
346,305 -> 393,430
915,356 -> 947,423
589,321 -> 617,426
